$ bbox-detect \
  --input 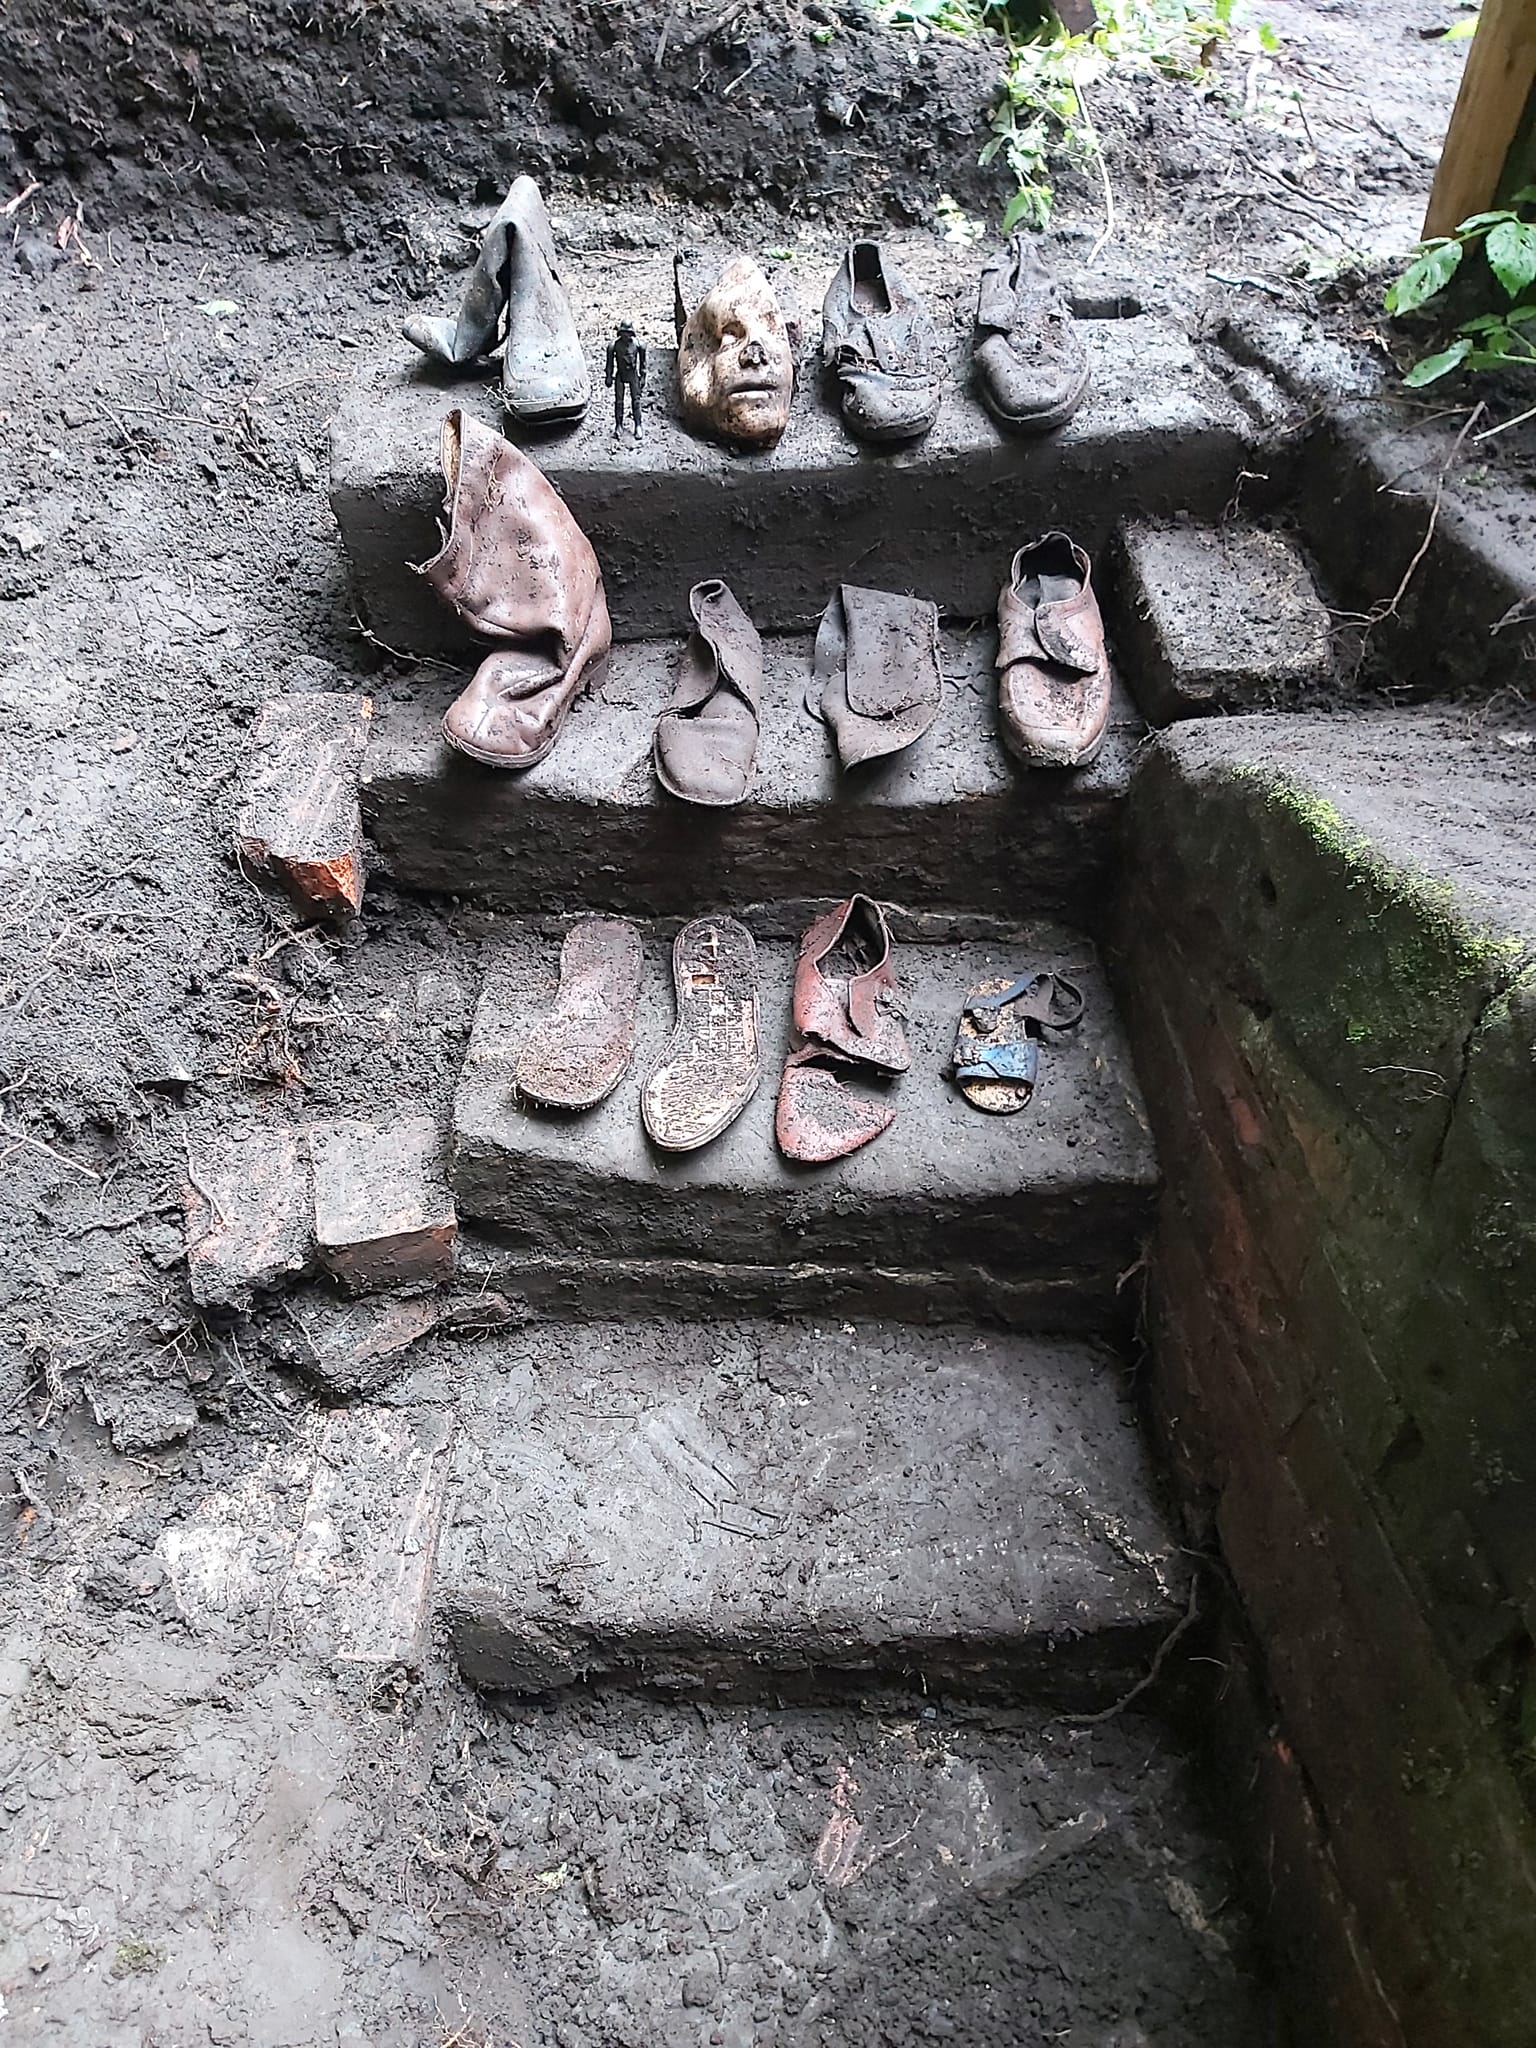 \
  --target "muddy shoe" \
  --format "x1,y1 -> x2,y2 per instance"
776,1042 -> 896,1163
948,970 -> 1084,1113
653,580 -> 763,806
996,532 -> 1110,769
792,895 -> 909,1073
675,252 -> 797,451
417,410 -> 612,770
641,916 -> 762,1153
809,584 -> 943,769
821,241 -> 944,445
404,176 -> 590,427
973,236 -> 1089,435
515,919 -> 644,1111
